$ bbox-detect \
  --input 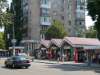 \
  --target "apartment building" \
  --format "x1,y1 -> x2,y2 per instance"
12,0 -> 86,51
